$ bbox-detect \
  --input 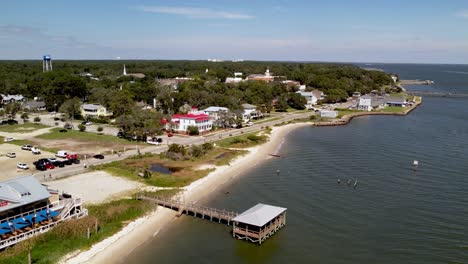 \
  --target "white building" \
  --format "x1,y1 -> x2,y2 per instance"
241,103 -> 262,122
168,113 -> 212,134
320,110 -> 338,118
358,95 -> 372,111
296,91 -> 318,109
